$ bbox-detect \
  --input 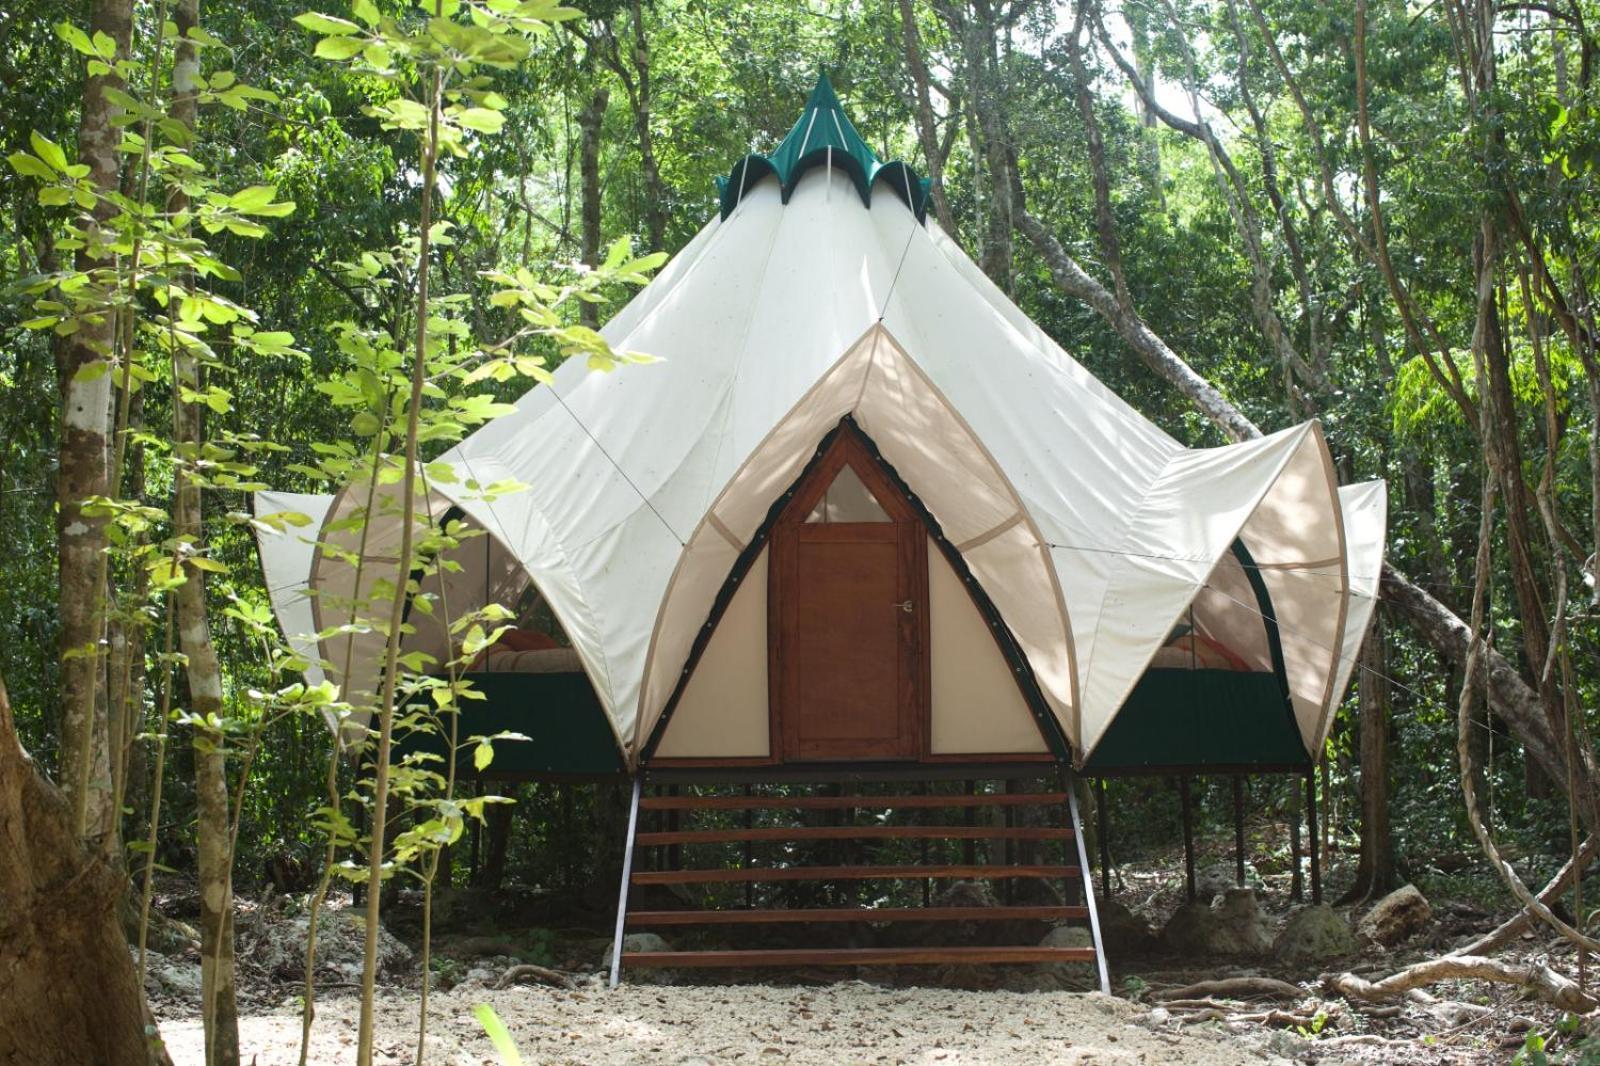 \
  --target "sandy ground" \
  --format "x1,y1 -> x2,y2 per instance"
157,981 -> 1299,1065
